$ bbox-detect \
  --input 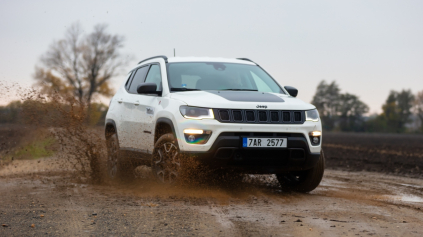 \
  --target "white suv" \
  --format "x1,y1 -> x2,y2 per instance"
105,56 -> 324,192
